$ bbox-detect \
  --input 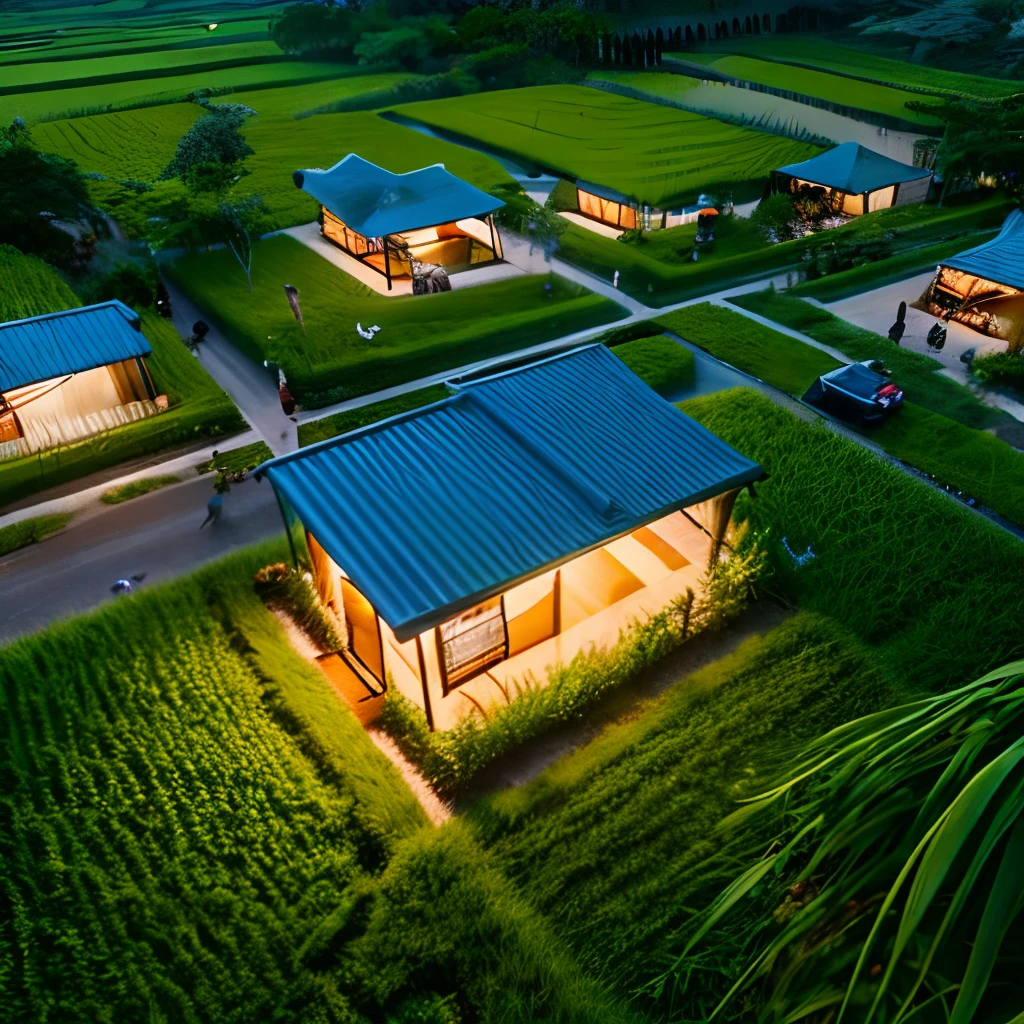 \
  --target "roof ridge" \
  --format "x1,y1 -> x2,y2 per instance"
0,299 -> 137,332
